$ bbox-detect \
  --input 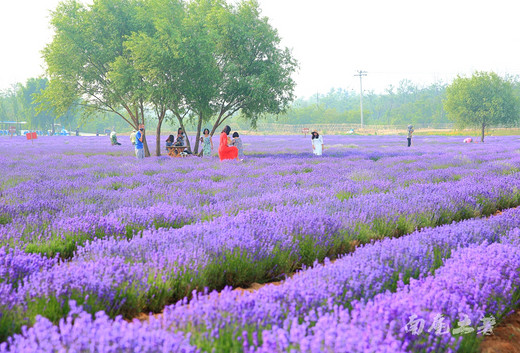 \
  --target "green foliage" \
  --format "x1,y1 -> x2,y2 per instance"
38,0 -> 296,154
41,0 -> 155,153
335,191 -> 354,201
444,71 -> 520,142
199,246 -> 294,290
125,0 -> 298,152
260,82 -> 449,128
0,213 -> 12,225
296,233 -> 330,267
0,307 -> 22,343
